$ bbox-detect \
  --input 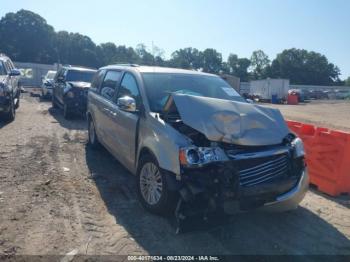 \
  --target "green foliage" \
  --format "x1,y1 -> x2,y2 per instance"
0,10 -> 55,63
226,54 -> 251,82
250,50 -> 270,79
345,77 -> 350,86
270,48 -> 340,85
169,47 -> 202,69
0,10 -> 343,85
